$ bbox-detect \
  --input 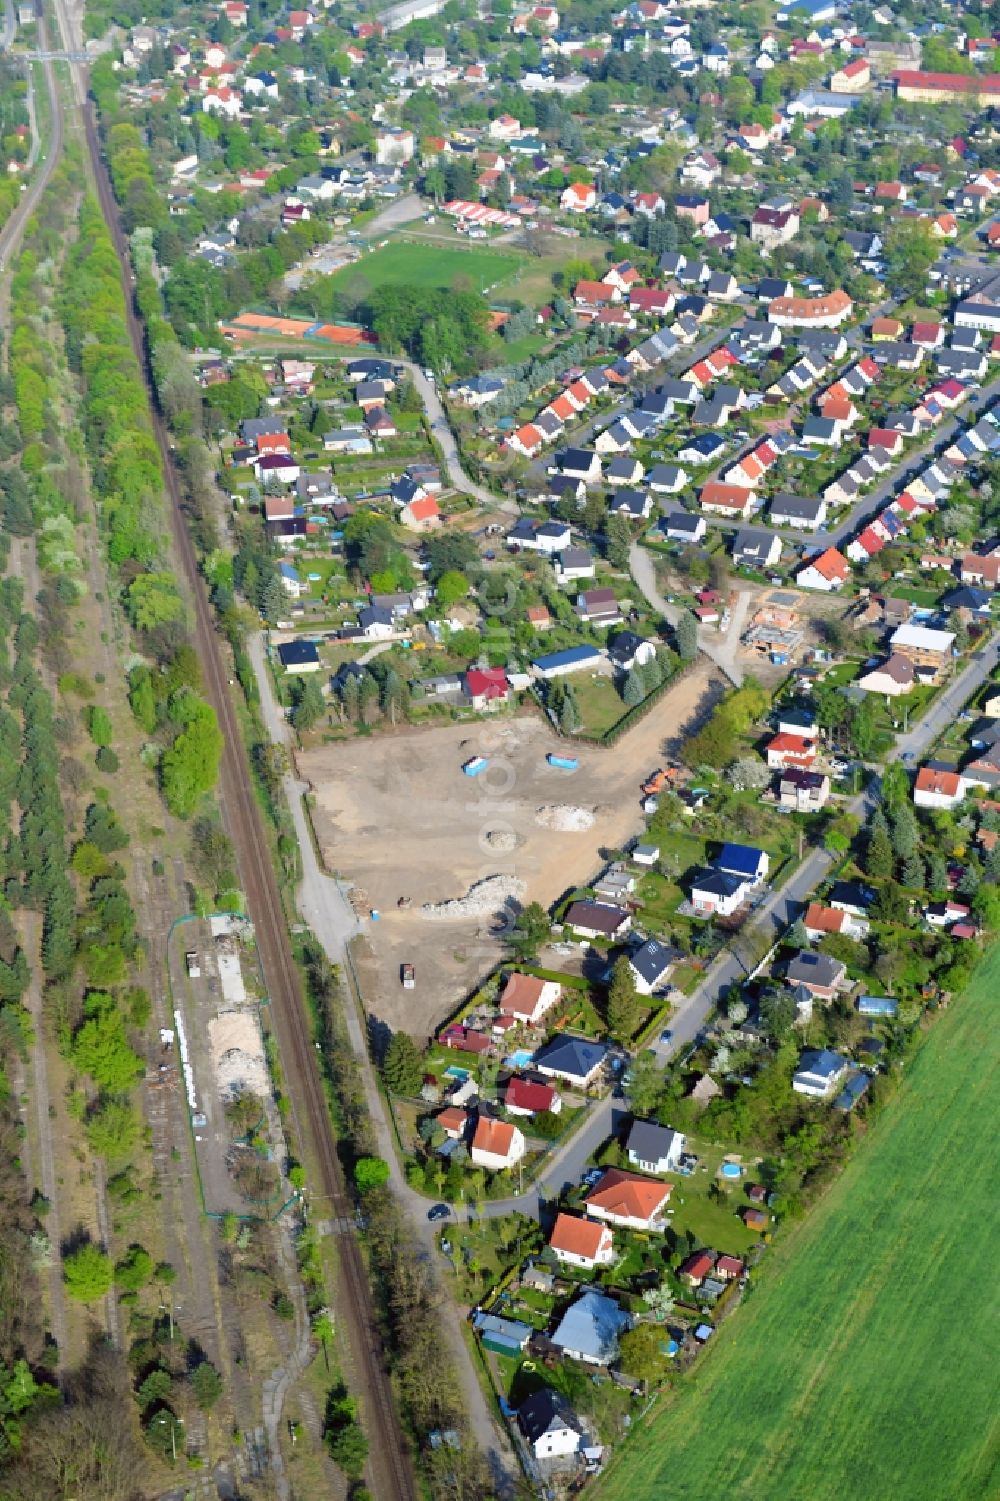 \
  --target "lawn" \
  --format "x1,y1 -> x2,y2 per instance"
593,945 -> 1000,1501
331,237 -> 525,296
570,672 -> 630,738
